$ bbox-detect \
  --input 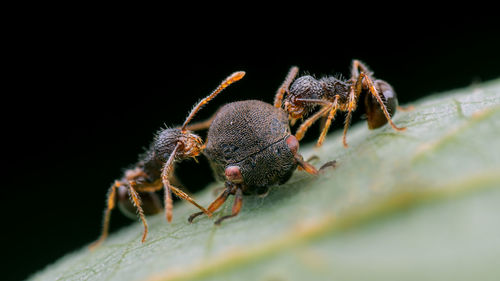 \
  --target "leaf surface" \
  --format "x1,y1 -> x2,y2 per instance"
28,79 -> 500,281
